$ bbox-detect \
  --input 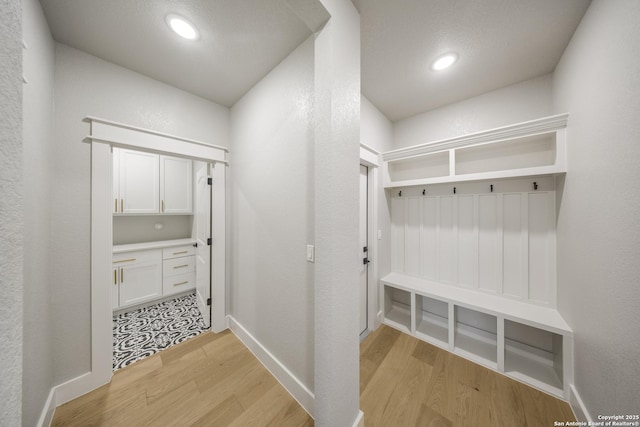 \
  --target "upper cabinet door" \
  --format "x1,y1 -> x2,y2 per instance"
160,155 -> 193,214
112,147 -> 120,213
119,149 -> 160,214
